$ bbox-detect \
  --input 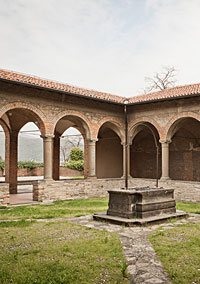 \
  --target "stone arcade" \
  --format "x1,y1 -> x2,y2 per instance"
1,68 -> 200,205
